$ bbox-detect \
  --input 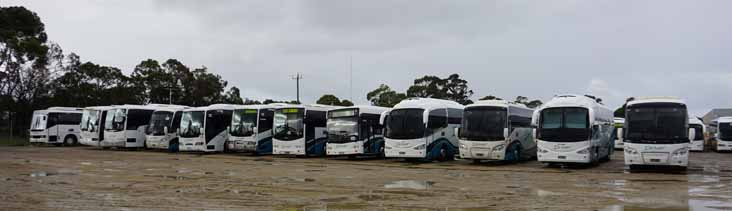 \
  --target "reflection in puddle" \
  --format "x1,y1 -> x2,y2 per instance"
30,172 -> 48,177
536,189 -> 564,197
384,180 -> 434,190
